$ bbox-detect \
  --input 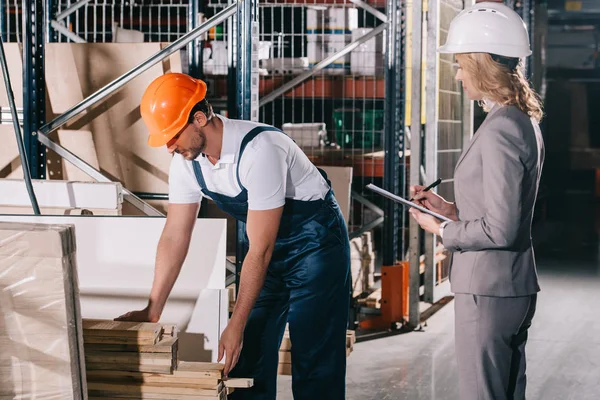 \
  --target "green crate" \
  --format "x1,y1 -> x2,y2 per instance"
333,109 -> 384,149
